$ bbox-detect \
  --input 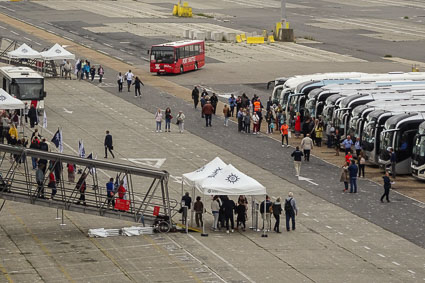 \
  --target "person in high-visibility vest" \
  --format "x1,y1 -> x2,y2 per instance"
280,121 -> 289,147
253,100 -> 261,113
